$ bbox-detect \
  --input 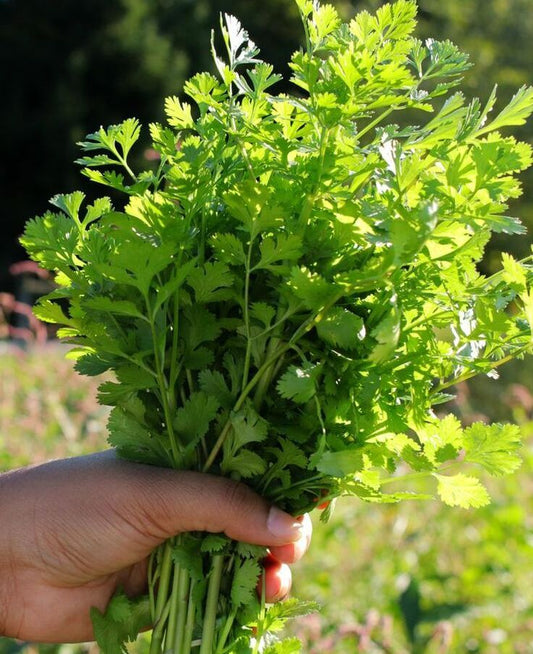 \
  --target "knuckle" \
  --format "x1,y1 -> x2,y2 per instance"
222,479 -> 256,516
